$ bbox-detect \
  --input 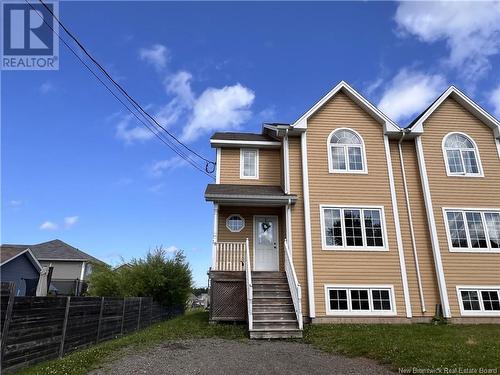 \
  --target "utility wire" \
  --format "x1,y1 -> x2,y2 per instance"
37,0 -> 215,169
25,0 -> 215,179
